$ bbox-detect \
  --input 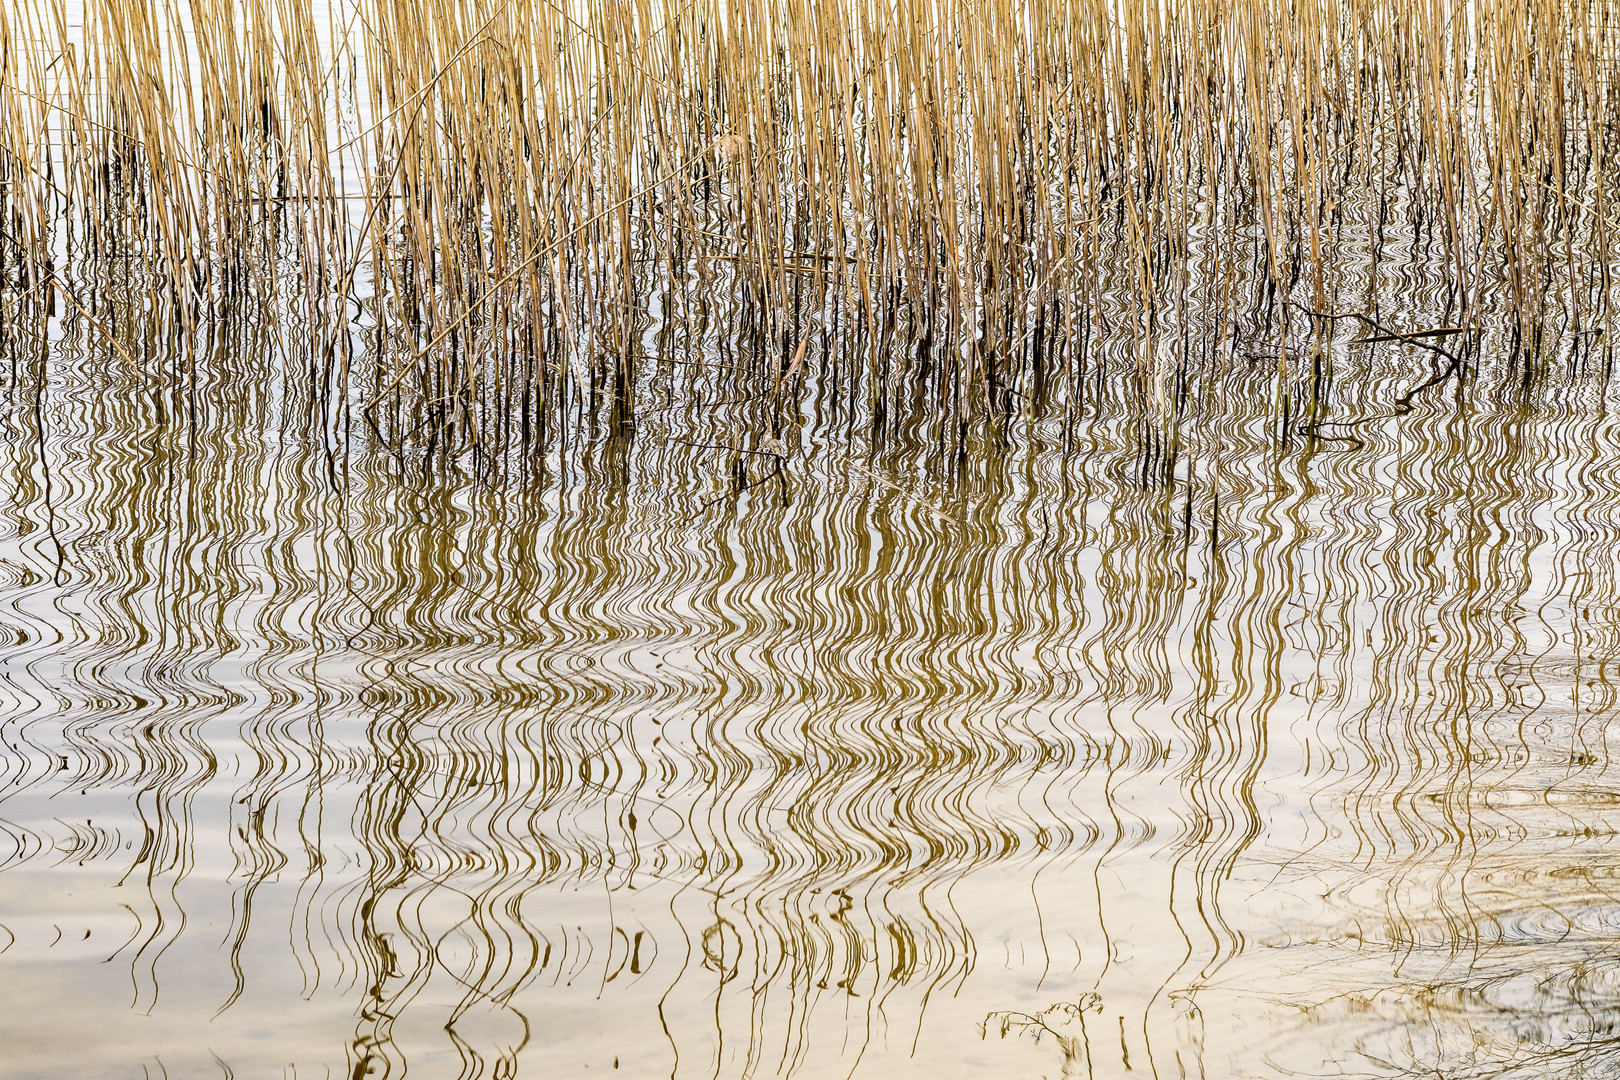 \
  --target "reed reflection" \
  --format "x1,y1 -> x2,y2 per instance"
0,219 -> 1617,1080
